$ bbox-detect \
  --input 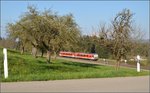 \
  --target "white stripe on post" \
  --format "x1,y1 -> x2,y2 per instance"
3,48 -> 8,78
